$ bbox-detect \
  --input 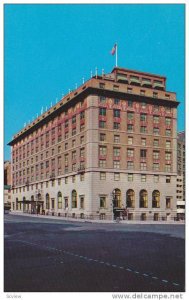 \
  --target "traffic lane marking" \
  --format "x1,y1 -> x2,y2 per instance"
11,238 -> 183,290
